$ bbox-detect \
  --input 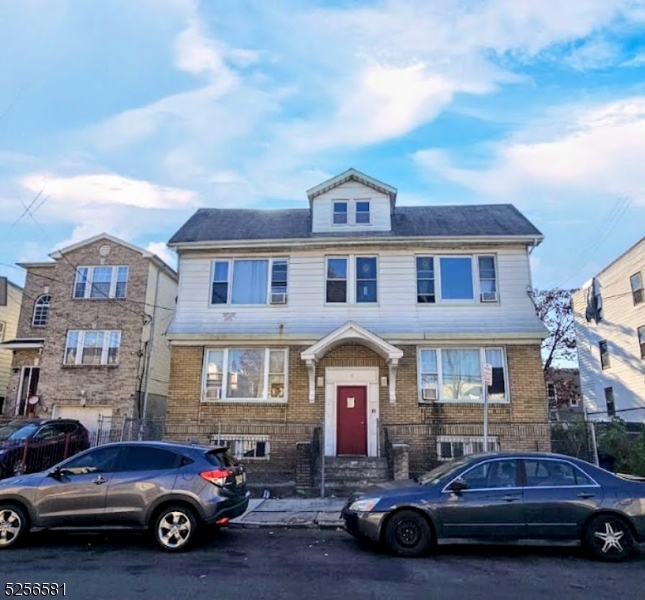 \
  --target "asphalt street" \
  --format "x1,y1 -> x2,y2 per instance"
1,528 -> 644,600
